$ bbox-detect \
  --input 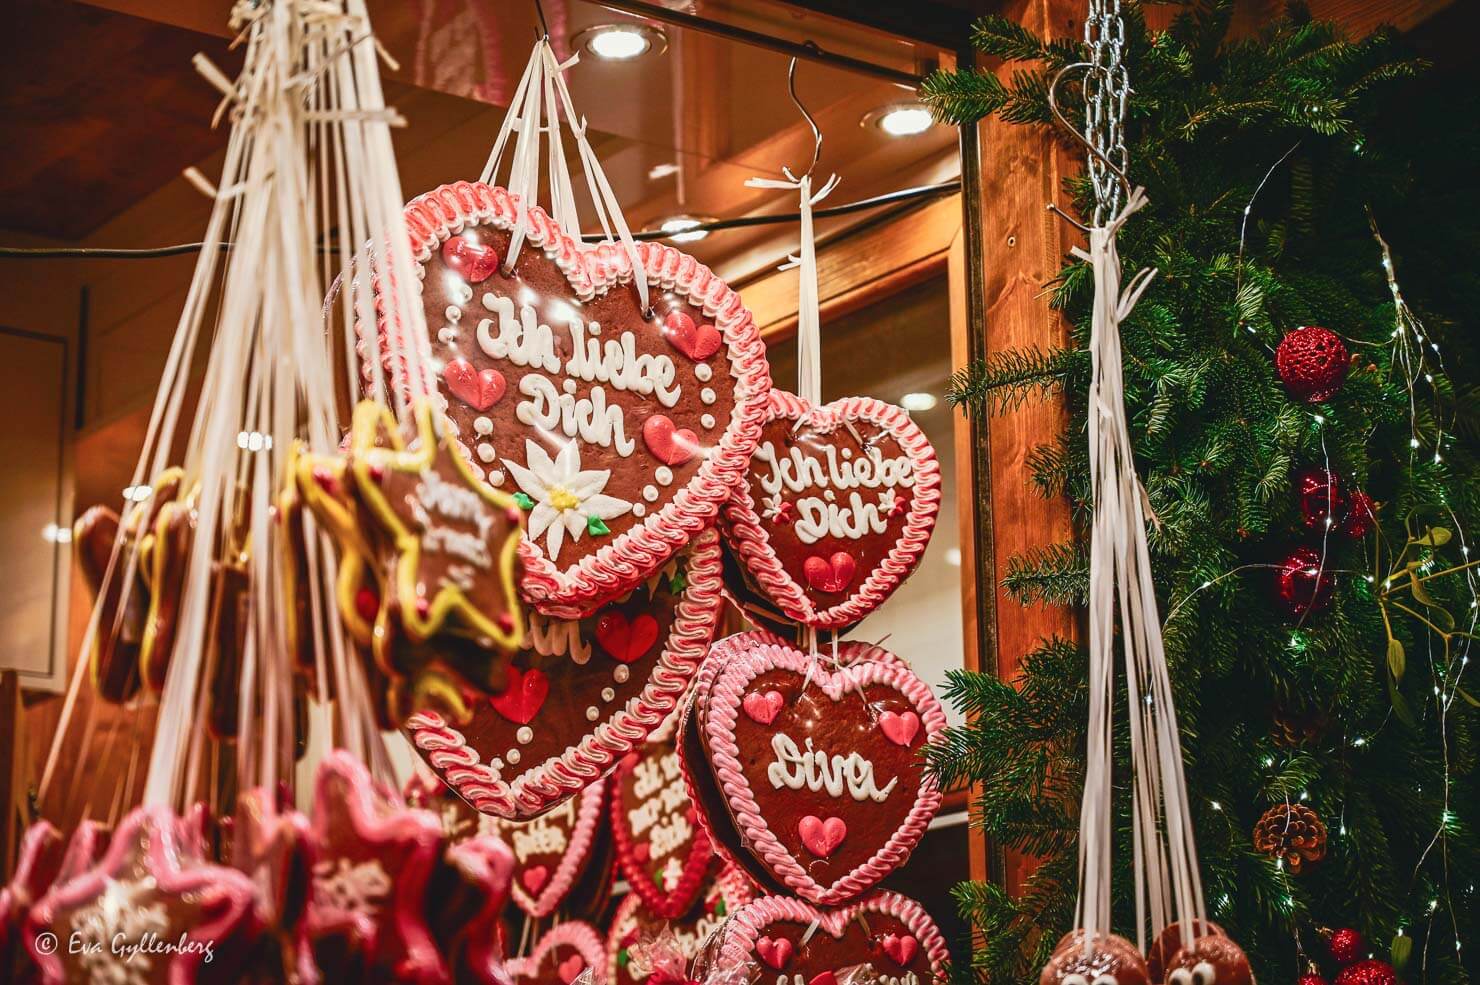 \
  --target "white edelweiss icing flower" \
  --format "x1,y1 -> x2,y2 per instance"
503,438 -> 632,559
